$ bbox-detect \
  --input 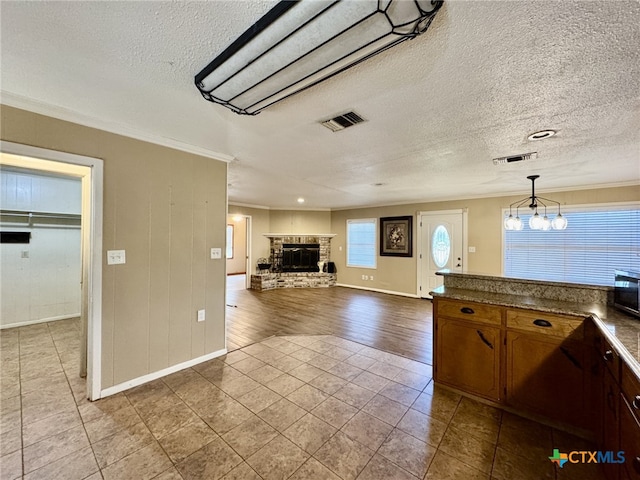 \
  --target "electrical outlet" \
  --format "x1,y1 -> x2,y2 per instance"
210,248 -> 222,259
370,276 -> 374,281
197,309 -> 205,322
107,250 -> 126,265
469,246 -> 476,253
